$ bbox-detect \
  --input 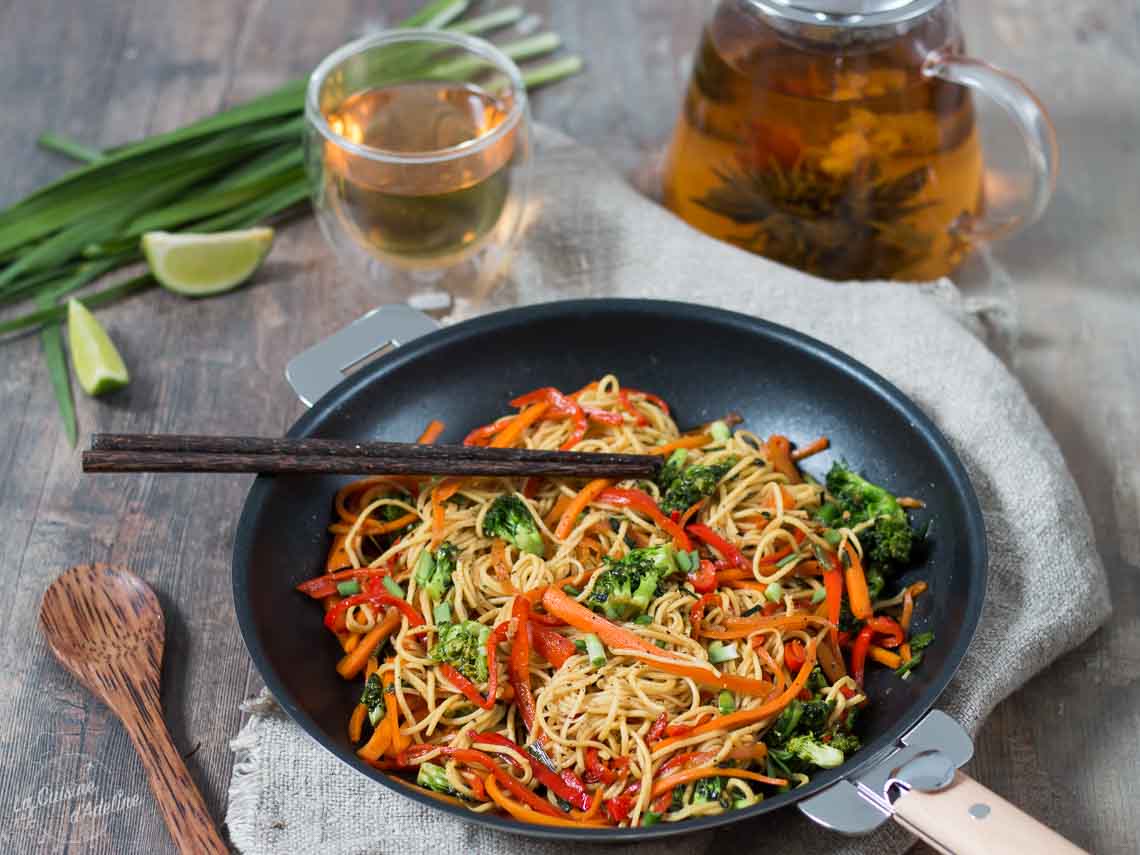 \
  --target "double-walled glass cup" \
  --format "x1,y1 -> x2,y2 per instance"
304,30 -> 532,303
